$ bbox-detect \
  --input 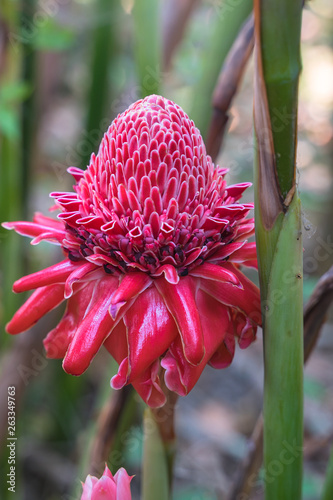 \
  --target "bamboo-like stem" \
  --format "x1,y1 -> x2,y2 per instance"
132,0 -> 161,98
253,2 -> 303,500
227,265 -> 333,500
190,0 -> 252,138
321,443 -> 333,500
